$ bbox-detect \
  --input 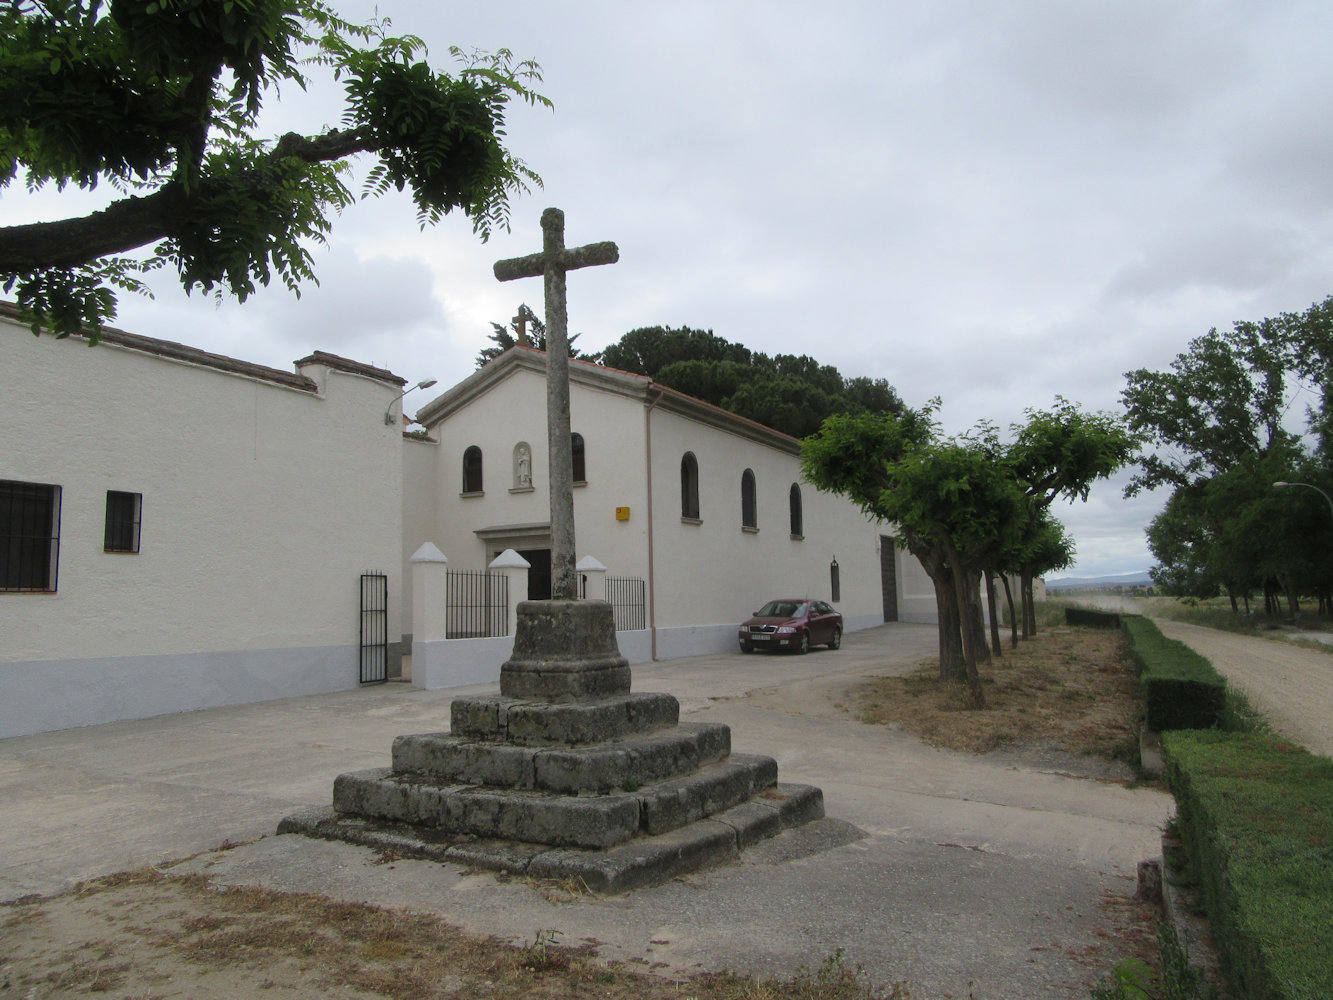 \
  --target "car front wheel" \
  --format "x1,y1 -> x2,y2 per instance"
795,631 -> 810,654
828,627 -> 841,650
739,640 -> 753,654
